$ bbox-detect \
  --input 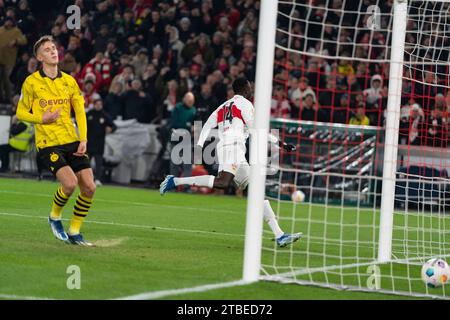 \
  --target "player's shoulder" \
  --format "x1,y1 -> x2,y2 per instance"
23,70 -> 43,84
235,95 -> 254,109
60,71 -> 82,91
60,71 -> 77,84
